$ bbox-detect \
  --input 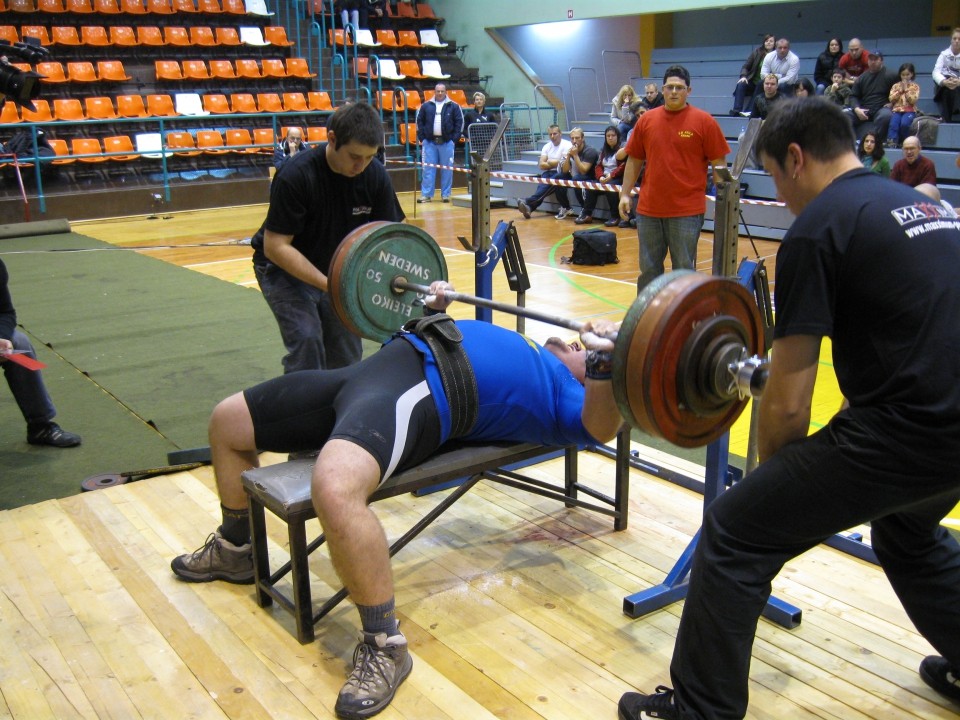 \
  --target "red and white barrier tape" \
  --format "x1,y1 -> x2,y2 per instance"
386,157 -> 788,209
